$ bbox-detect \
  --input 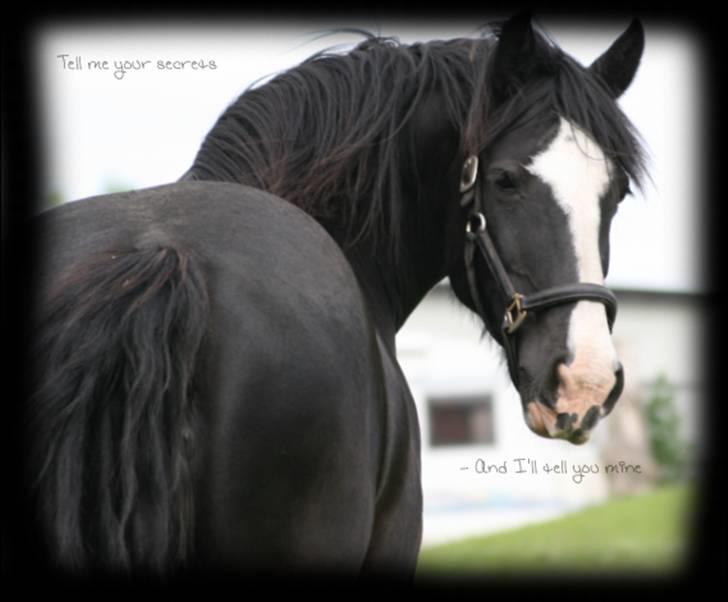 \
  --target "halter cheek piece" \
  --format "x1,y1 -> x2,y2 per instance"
459,155 -> 618,386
